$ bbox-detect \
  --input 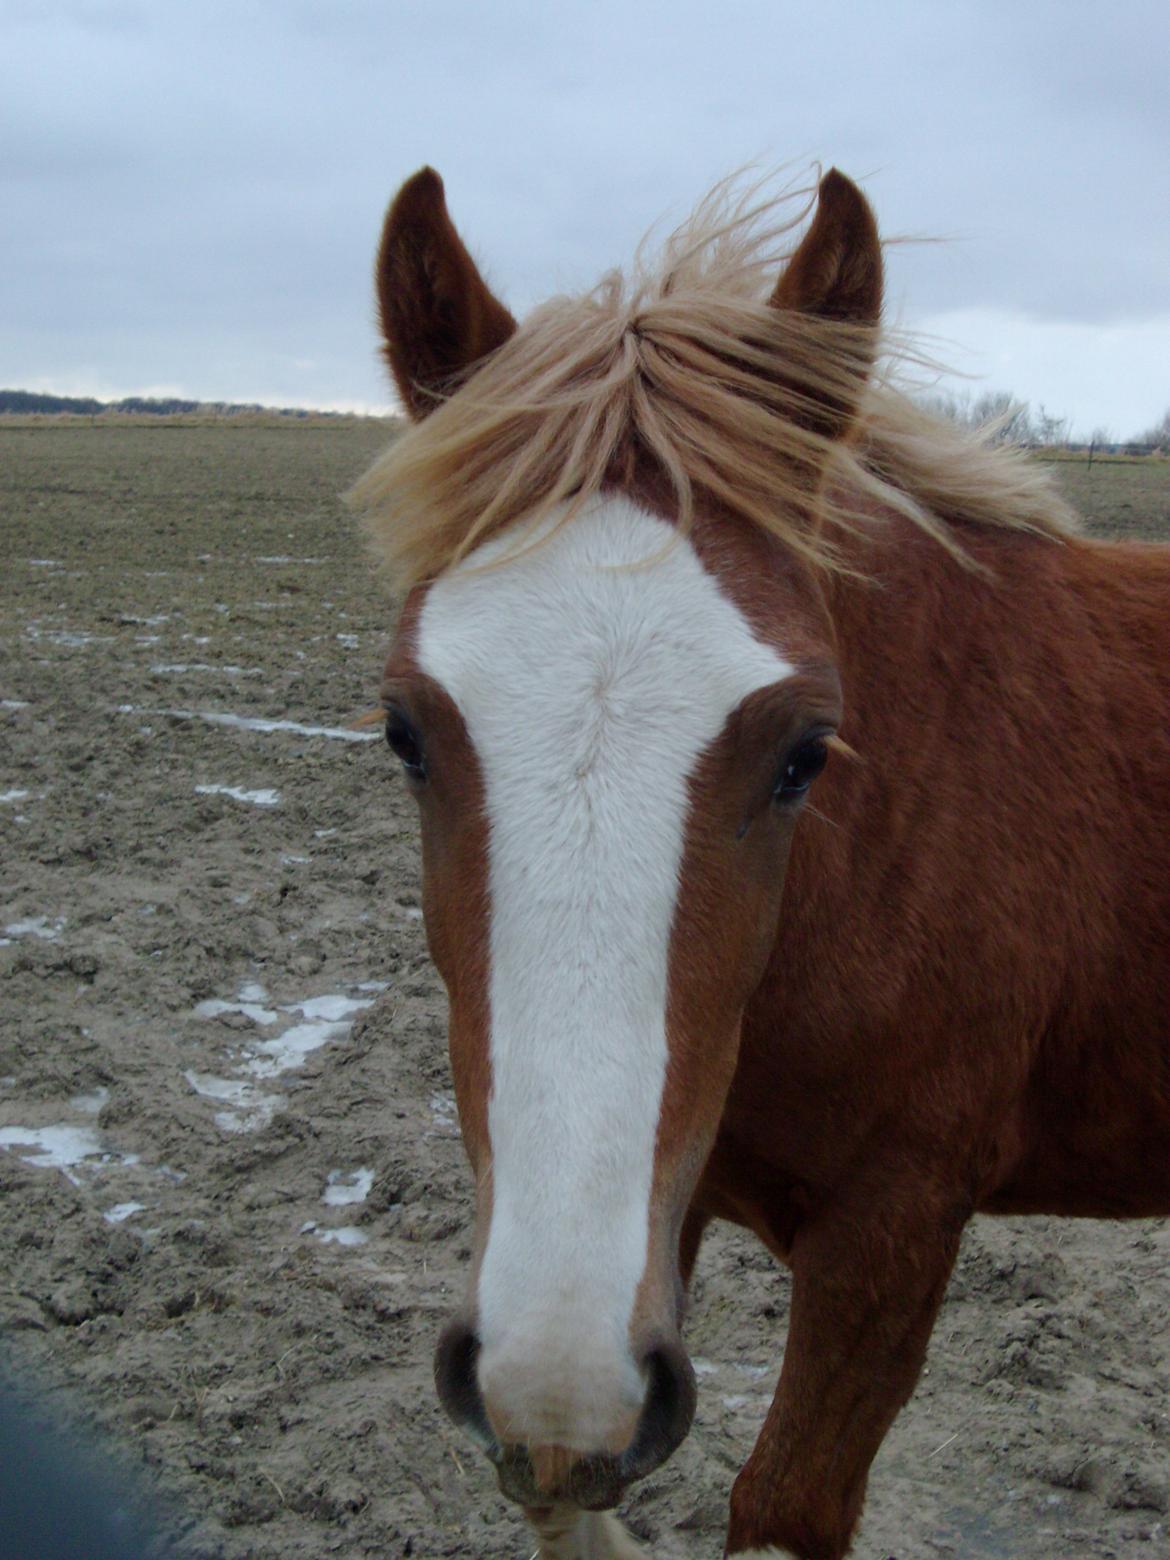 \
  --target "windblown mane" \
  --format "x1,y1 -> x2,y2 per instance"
350,173 -> 1076,589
